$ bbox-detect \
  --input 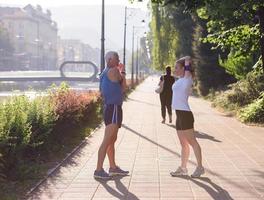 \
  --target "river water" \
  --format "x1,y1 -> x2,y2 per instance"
0,82 -> 99,101
0,70 -> 99,100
